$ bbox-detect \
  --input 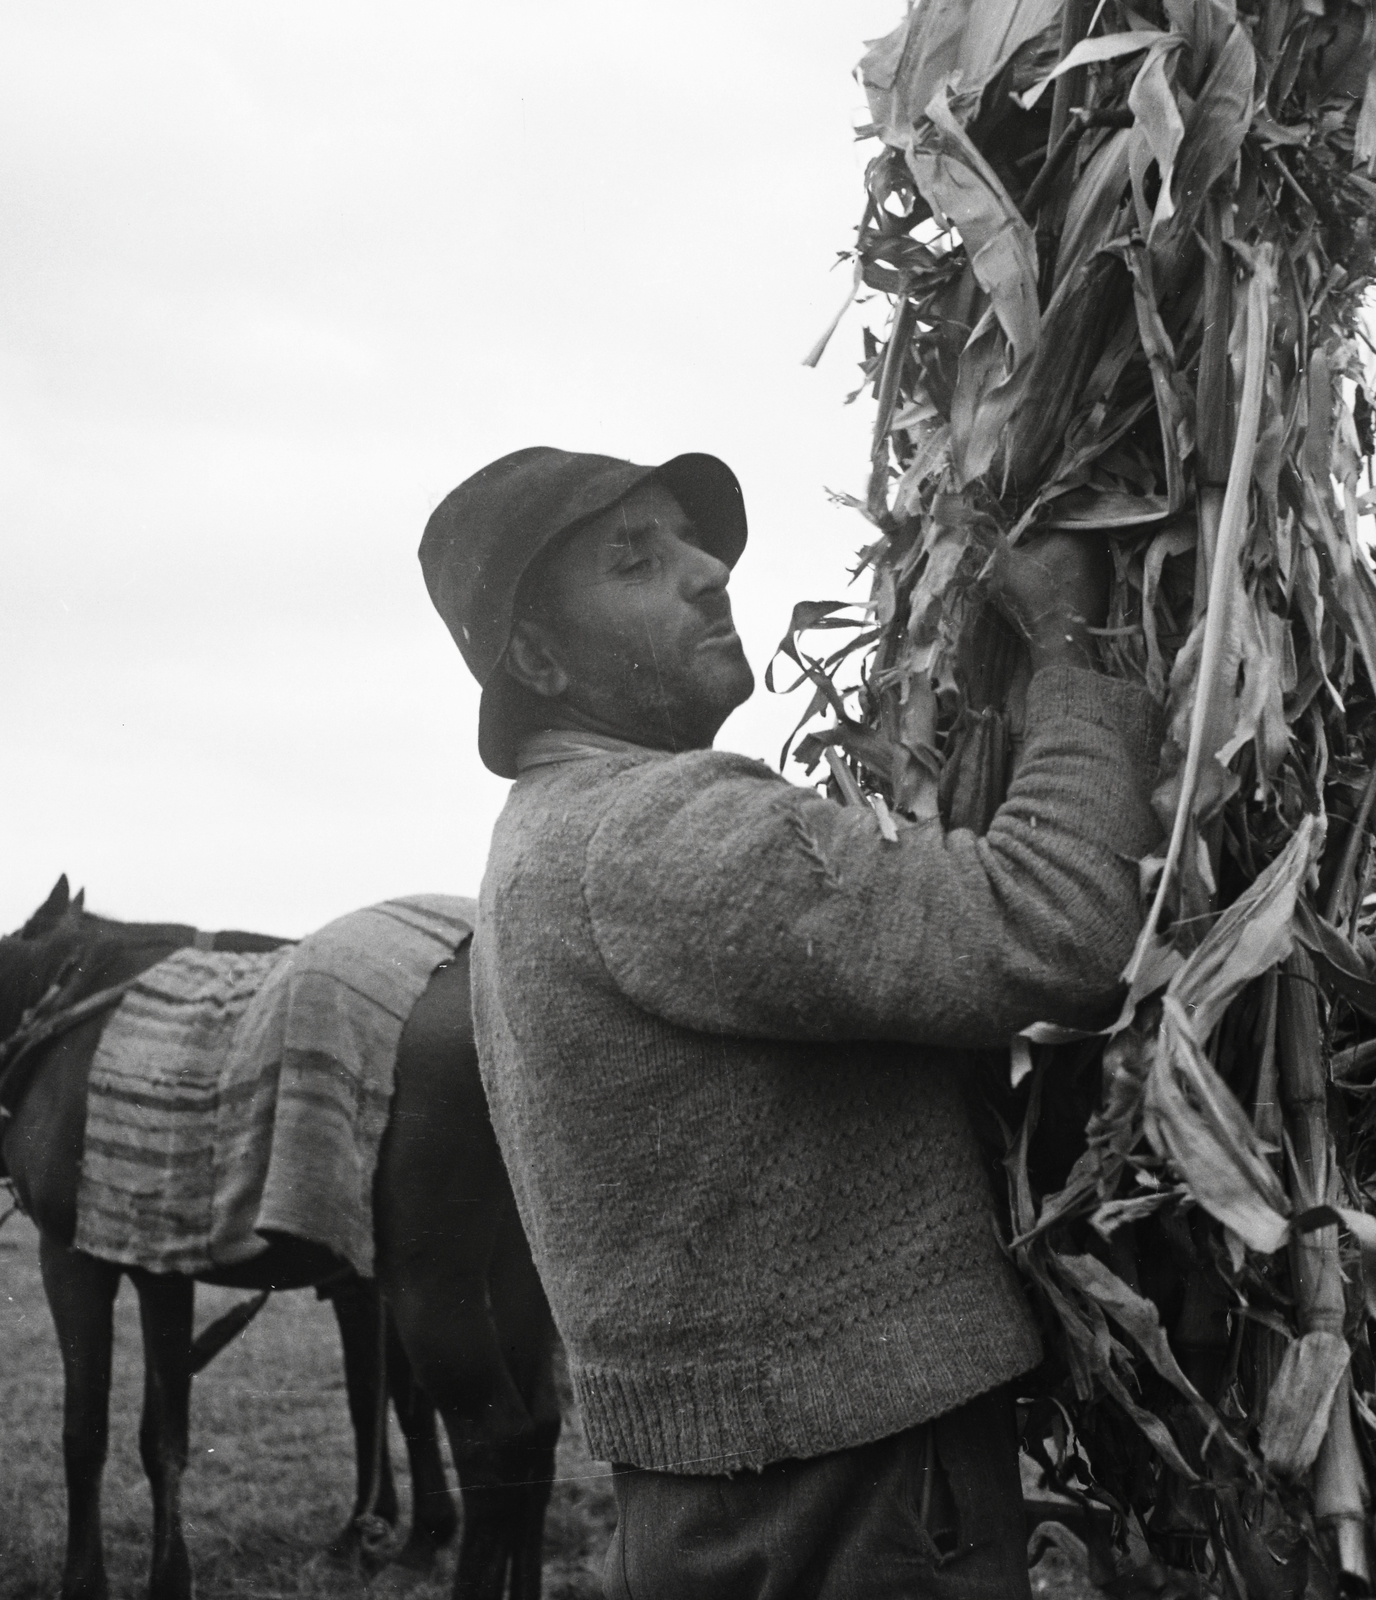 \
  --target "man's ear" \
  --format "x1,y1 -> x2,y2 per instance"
504,618 -> 569,701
